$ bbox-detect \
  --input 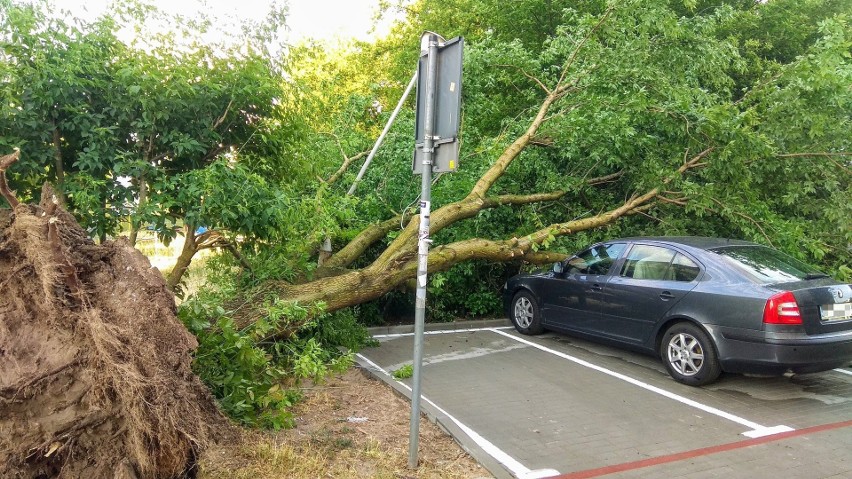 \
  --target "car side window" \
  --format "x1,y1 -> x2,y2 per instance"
567,243 -> 626,275
671,253 -> 700,281
621,245 -> 699,282
621,245 -> 675,280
